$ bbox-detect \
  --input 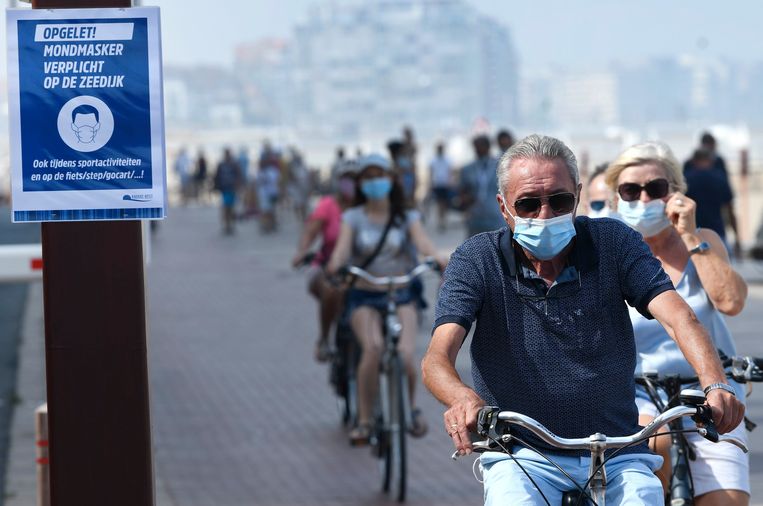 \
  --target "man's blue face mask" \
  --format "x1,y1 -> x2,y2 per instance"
501,196 -> 577,260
